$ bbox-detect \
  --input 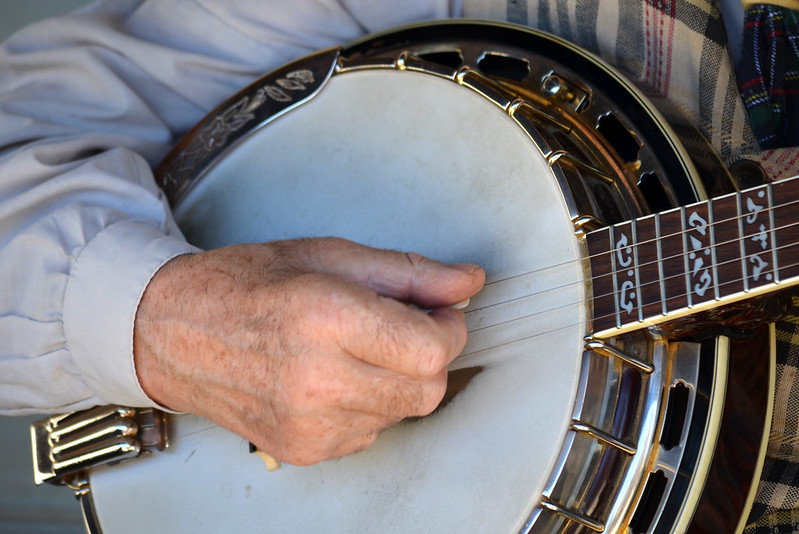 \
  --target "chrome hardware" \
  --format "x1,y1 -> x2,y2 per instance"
159,48 -> 340,206
508,99 -> 572,133
572,215 -> 604,236
32,406 -> 168,533
455,67 -> 513,109
584,337 -> 655,374
541,74 -> 565,95
546,150 -> 615,185
32,405 -> 167,486
257,23 -> 709,239
540,499 -> 605,532
541,71 -> 591,112
332,26 -> 706,227
67,474 -> 104,534
527,332 -> 711,533
570,421 -> 637,455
